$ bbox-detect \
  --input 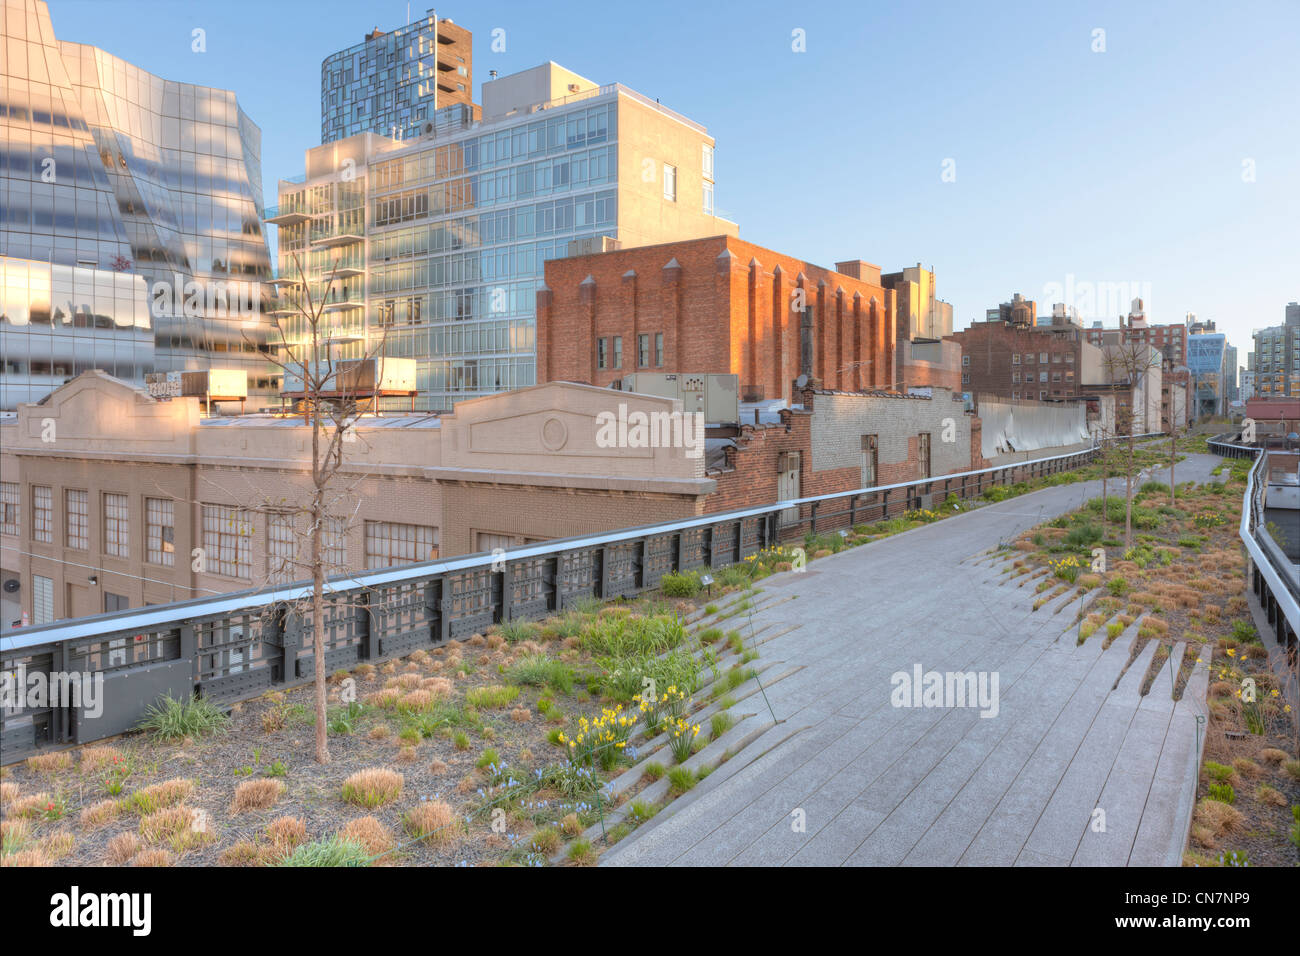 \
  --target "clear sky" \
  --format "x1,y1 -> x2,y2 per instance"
47,0 -> 1299,360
